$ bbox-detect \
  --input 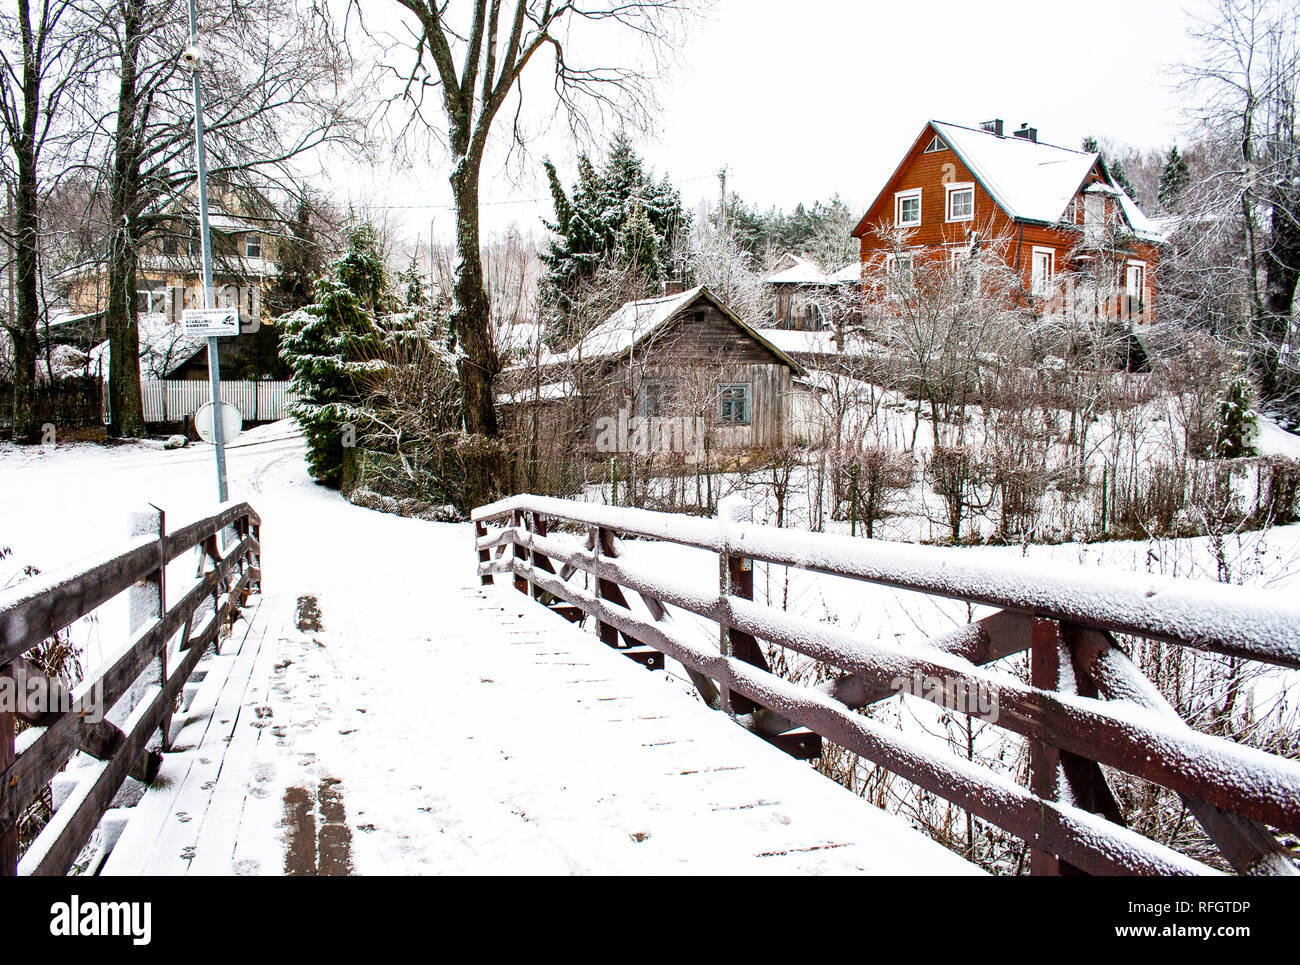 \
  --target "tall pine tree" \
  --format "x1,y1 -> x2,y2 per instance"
1158,145 -> 1190,212
280,223 -> 386,487
540,132 -> 686,328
